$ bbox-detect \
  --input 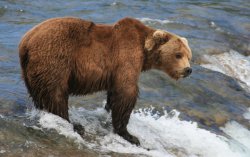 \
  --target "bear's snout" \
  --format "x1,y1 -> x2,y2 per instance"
183,67 -> 192,77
